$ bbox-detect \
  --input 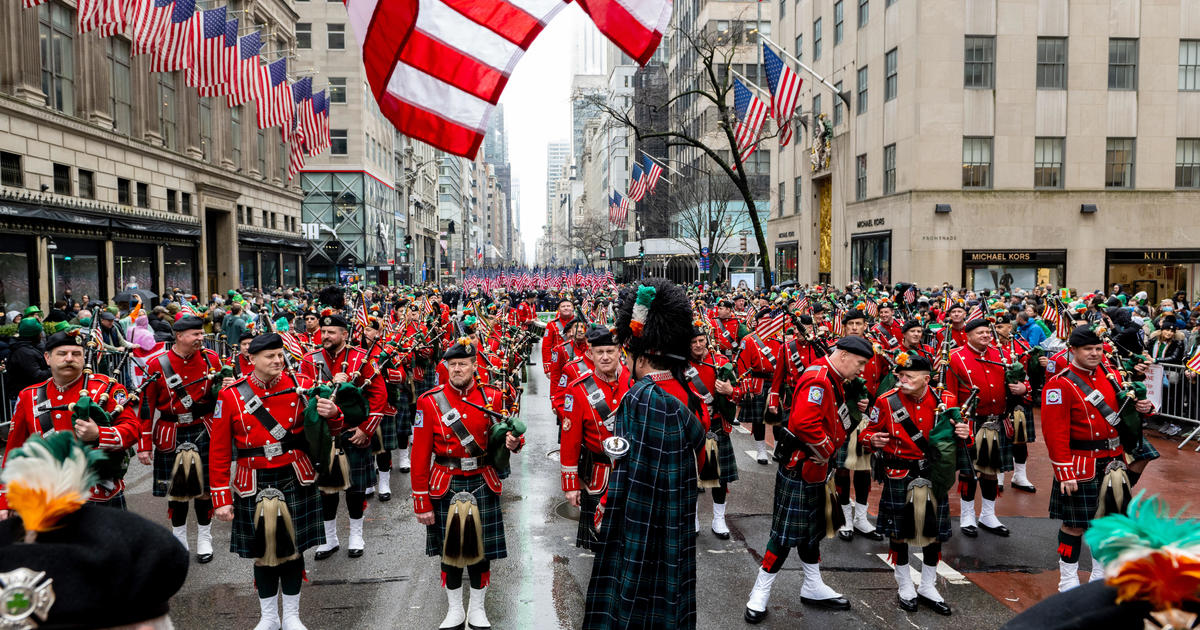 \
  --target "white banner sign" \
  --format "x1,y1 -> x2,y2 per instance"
1143,363 -> 1164,410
